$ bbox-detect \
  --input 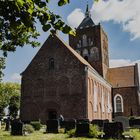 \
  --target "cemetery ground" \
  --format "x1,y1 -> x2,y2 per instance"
0,126 -> 140,140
